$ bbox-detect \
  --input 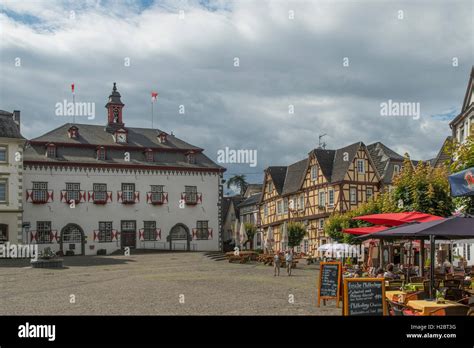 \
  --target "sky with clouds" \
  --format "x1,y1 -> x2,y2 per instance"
0,0 -> 473,190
